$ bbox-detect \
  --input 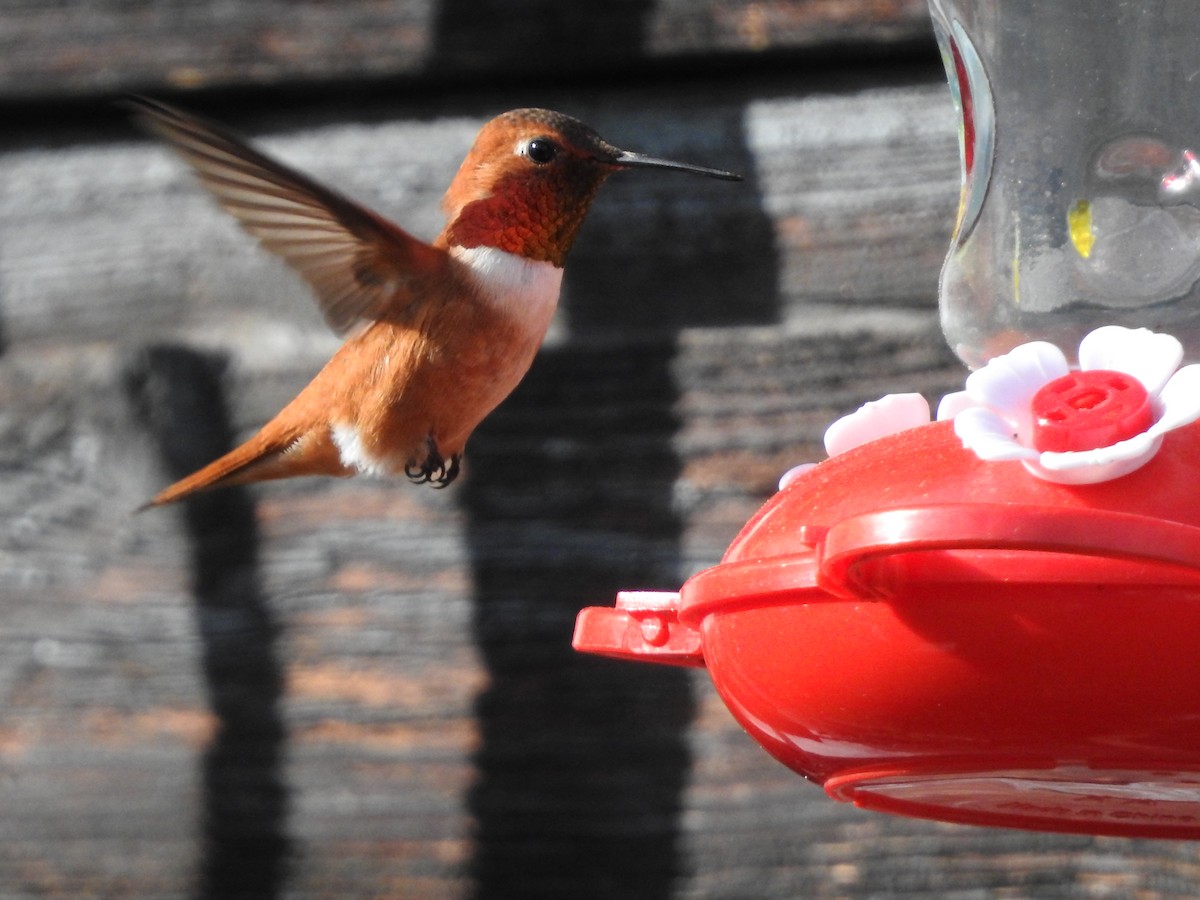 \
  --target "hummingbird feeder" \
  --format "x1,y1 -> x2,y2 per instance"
572,0 -> 1200,839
